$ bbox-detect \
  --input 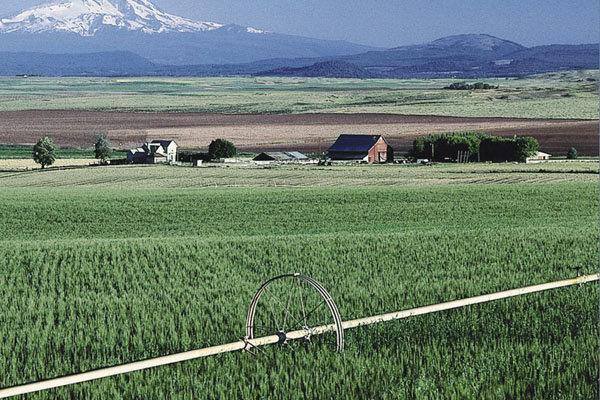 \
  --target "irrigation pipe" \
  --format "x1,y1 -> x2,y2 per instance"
1,273 -> 597,398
